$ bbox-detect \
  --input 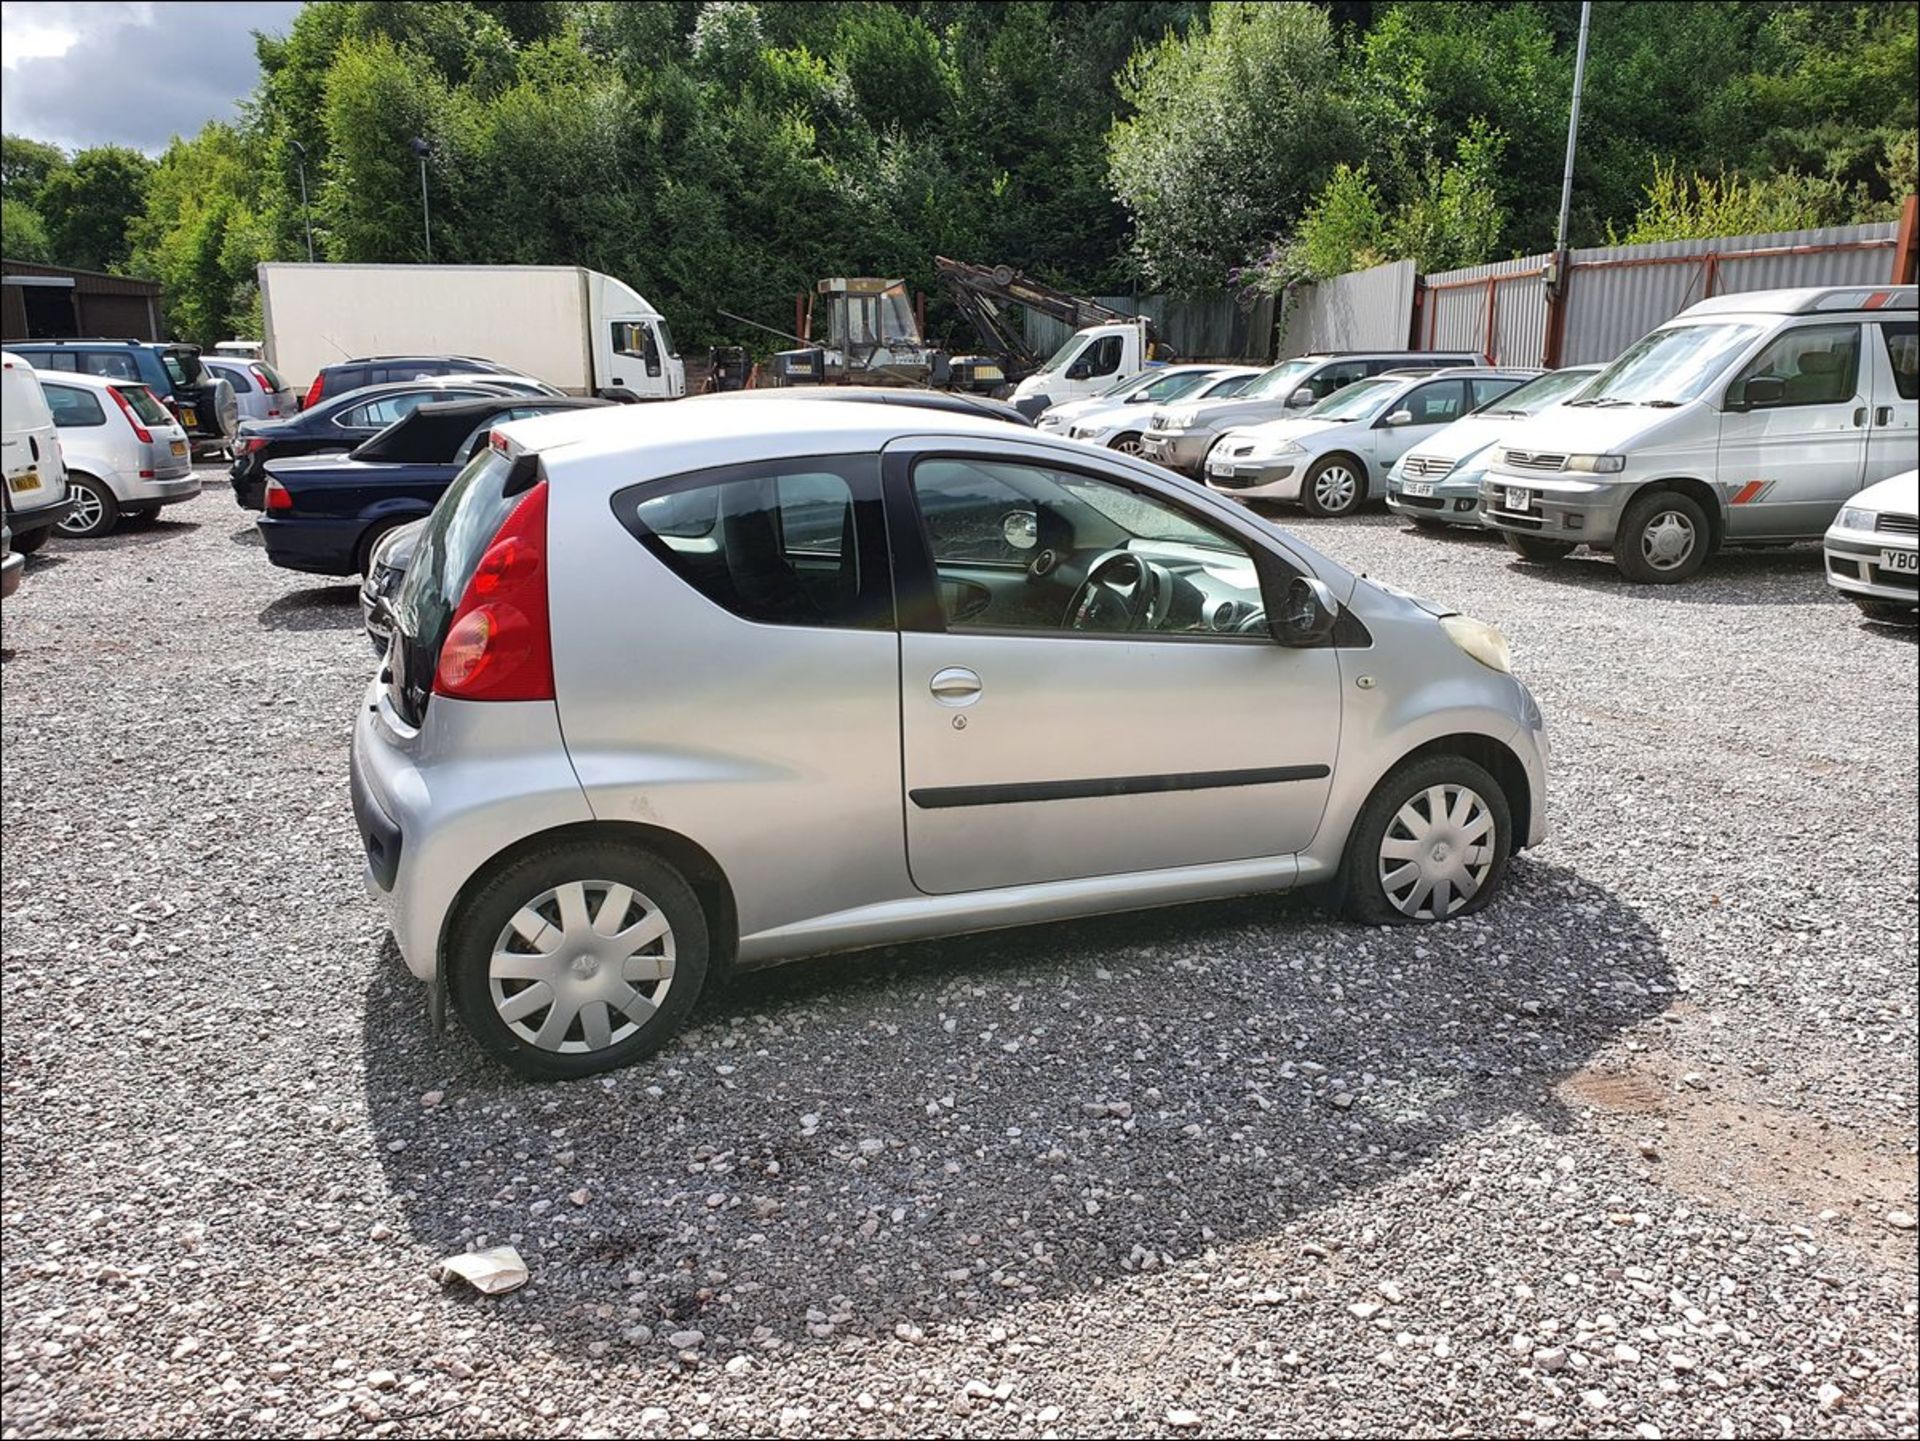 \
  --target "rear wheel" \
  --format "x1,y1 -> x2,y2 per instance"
9,526 -> 50,555
1614,489 -> 1710,584
1503,532 -> 1575,563
1301,456 -> 1365,517
58,475 -> 120,538
1109,432 -> 1145,456
447,841 -> 711,1080
1336,755 -> 1513,925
